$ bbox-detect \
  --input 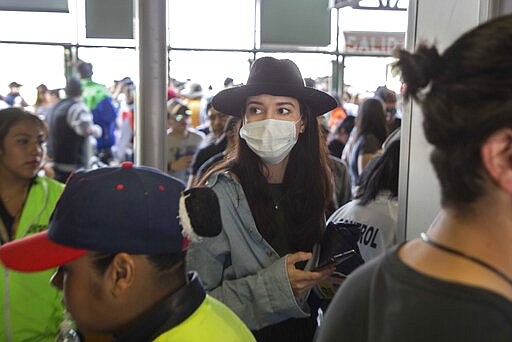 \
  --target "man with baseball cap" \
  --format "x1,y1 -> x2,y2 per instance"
0,162 -> 254,341
375,85 -> 401,134
4,81 -> 28,107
